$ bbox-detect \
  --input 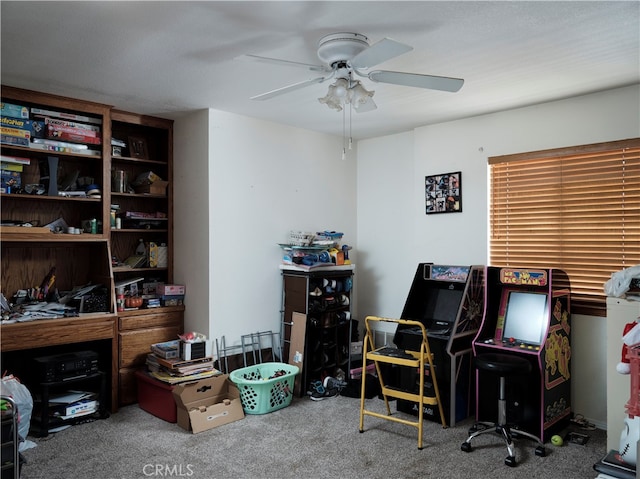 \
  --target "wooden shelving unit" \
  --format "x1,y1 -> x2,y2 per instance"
0,86 -> 183,409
